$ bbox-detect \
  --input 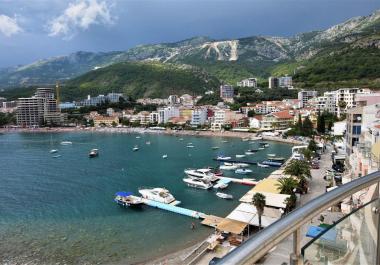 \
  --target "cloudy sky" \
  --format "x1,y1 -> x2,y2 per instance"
0,0 -> 379,67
